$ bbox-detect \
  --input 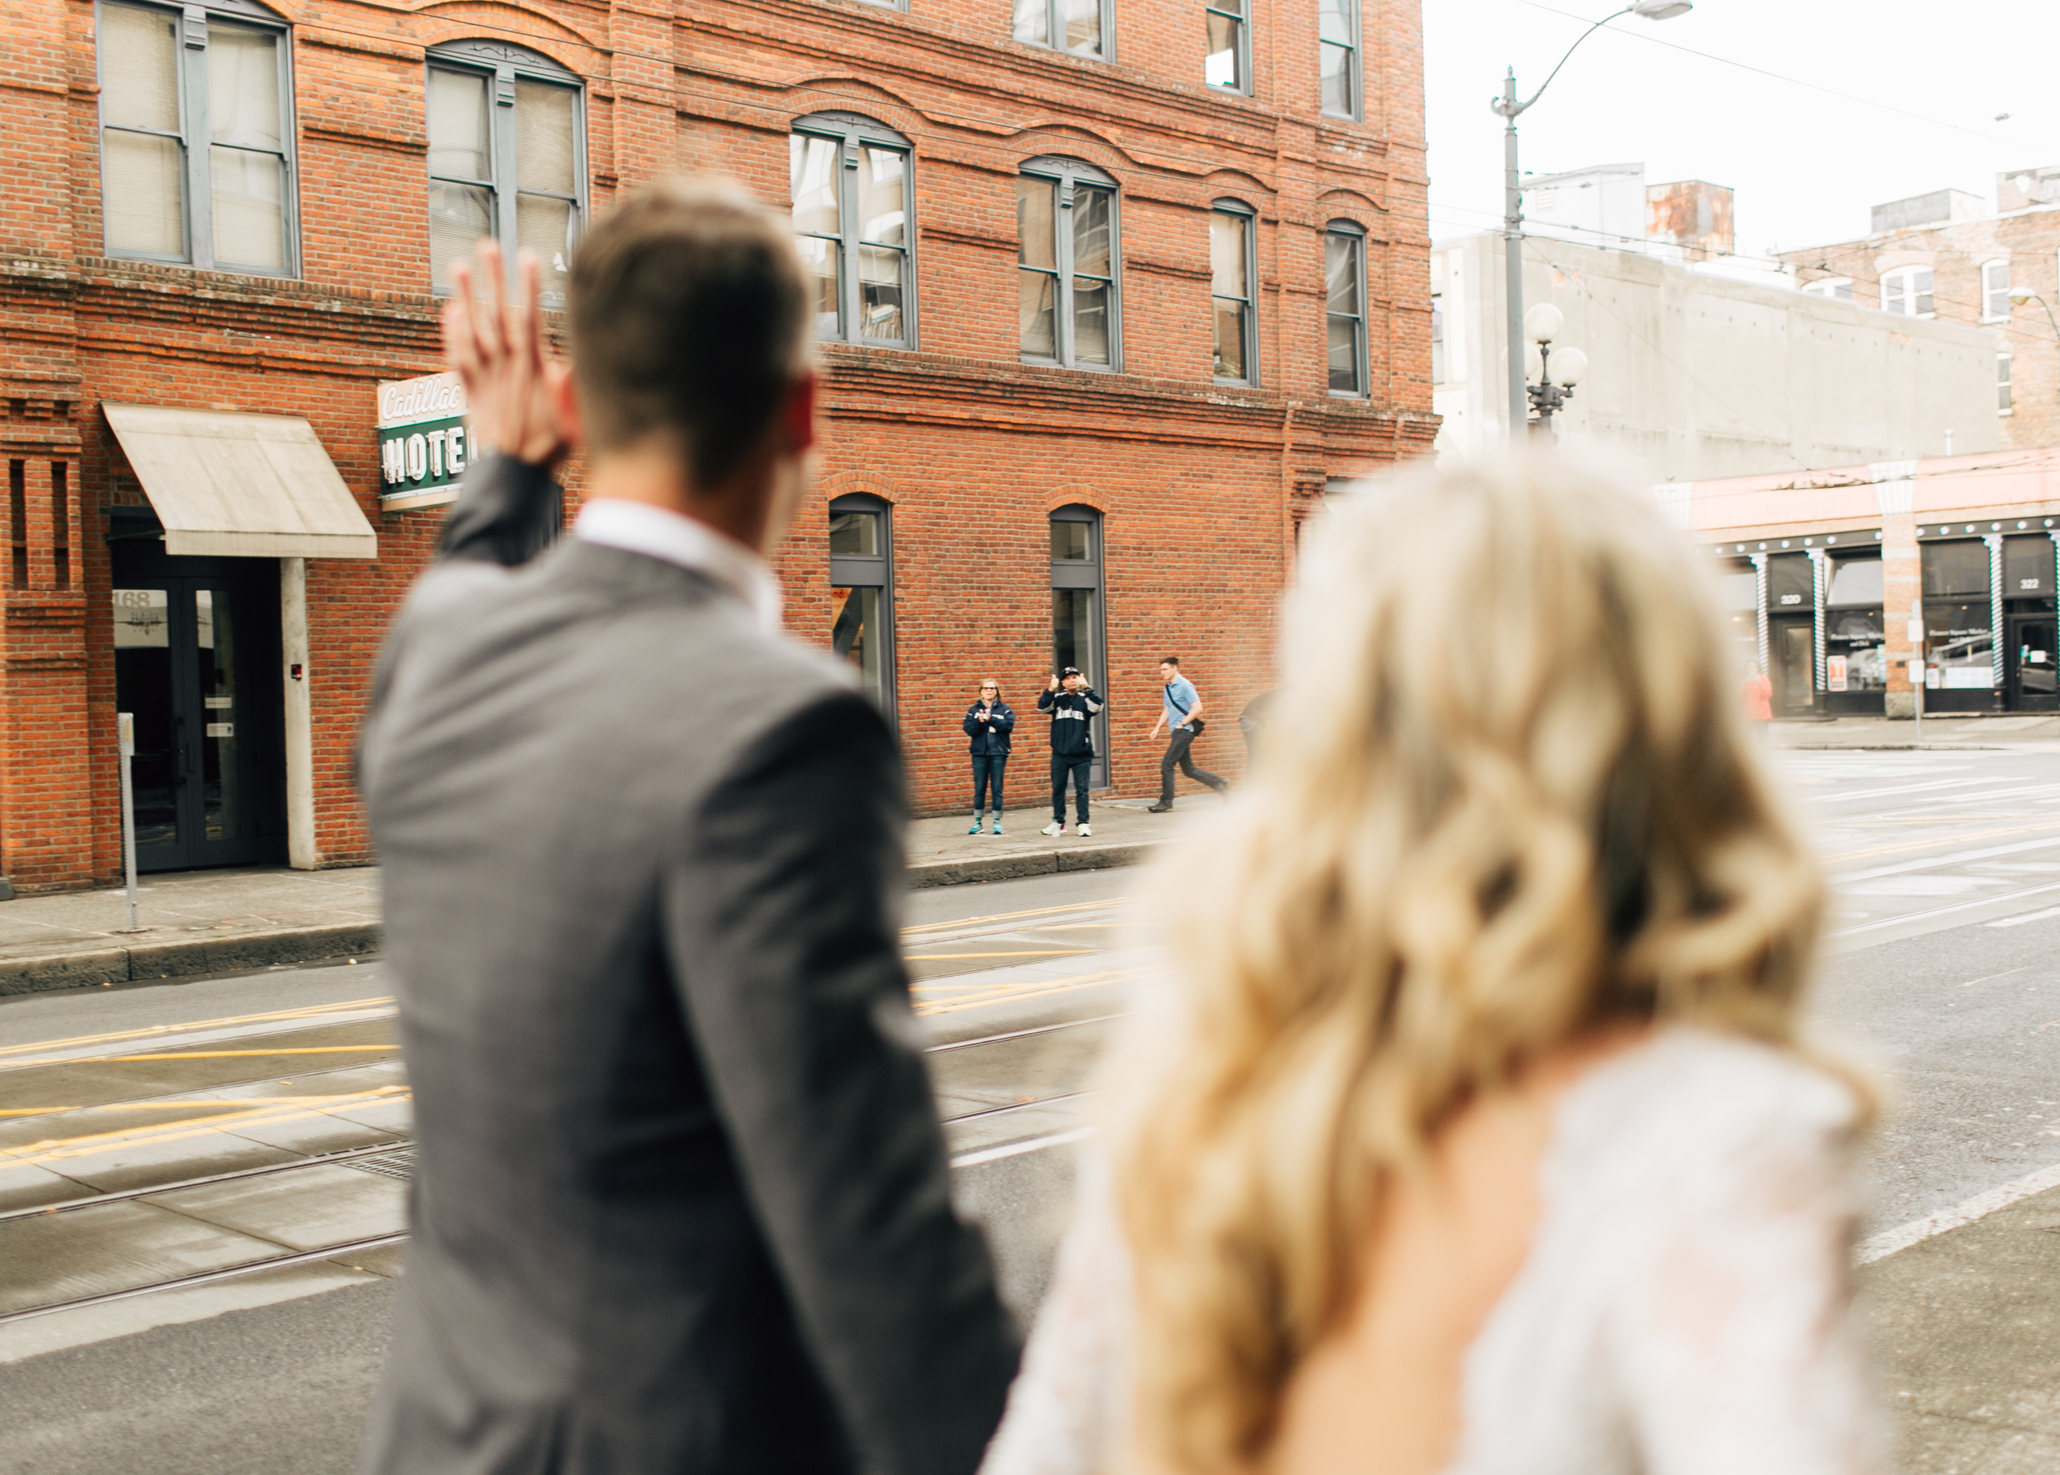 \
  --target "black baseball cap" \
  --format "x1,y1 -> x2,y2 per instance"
1061,666 -> 1082,676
